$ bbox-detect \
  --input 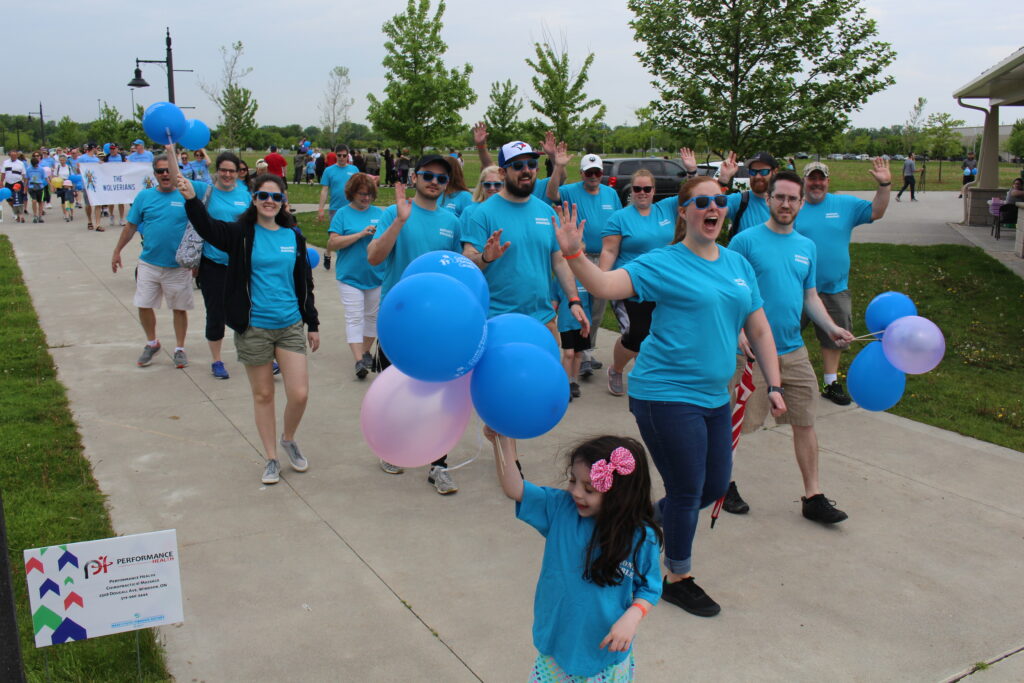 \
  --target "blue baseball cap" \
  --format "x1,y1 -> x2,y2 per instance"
497,141 -> 540,167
